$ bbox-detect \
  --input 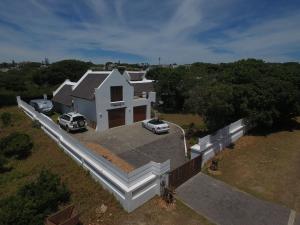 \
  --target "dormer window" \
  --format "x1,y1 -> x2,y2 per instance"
111,86 -> 123,102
